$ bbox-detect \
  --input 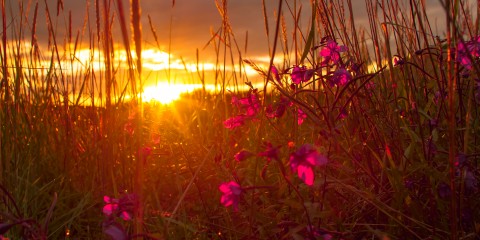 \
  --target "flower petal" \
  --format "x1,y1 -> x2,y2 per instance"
120,211 -> 132,221
234,150 -> 254,162
103,203 -> 118,216
298,109 -> 307,125
219,183 -> 232,194
297,164 -> 315,186
220,195 -> 233,207
306,152 -> 328,166
223,115 -> 246,129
